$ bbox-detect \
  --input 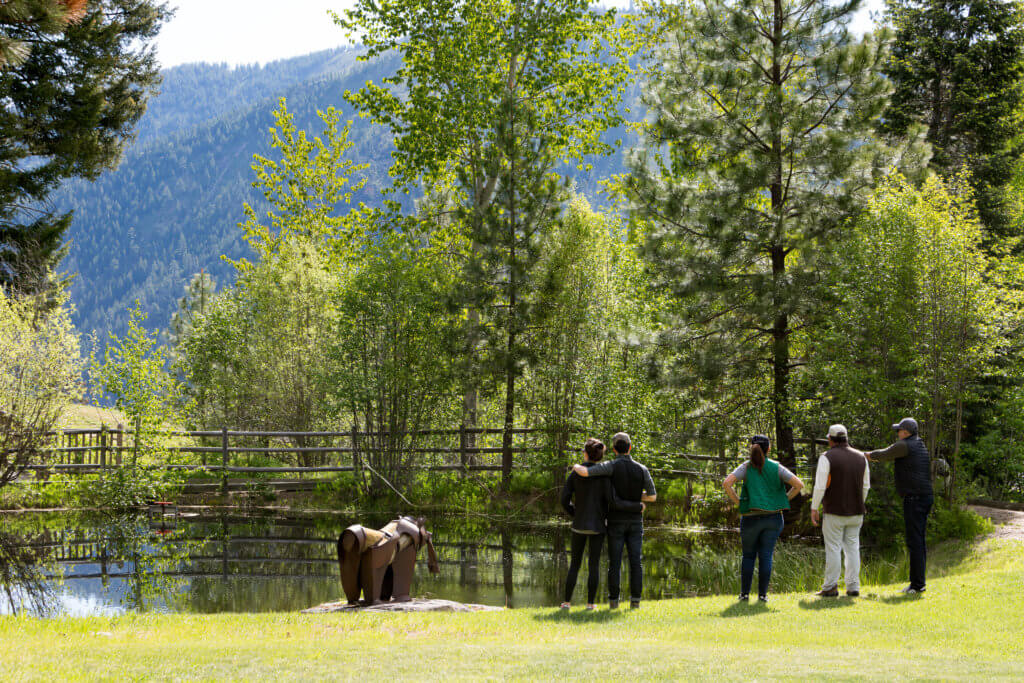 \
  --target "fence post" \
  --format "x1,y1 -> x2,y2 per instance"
351,422 -> 361,480
115,424 -> 123,466
99,425 -> 107,469
459,422 -> 468,473
133,417 -> 142,469
220,427 -> 229,496
807,438 -> 819,485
